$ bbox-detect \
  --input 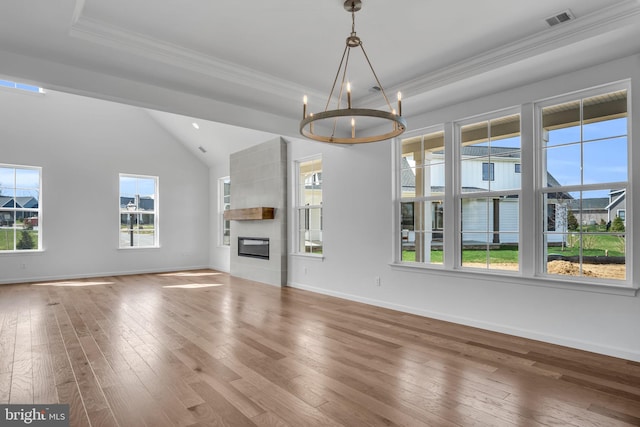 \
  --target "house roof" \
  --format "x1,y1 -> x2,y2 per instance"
0,196 -> 38,209
459,146 -> 520,158
566,198 -> 609,211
